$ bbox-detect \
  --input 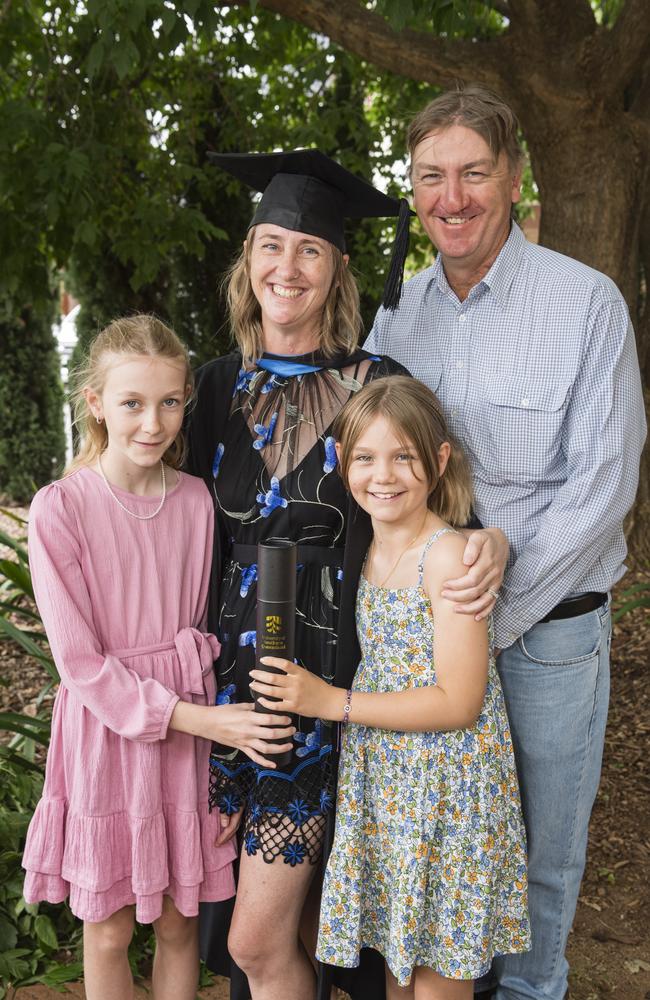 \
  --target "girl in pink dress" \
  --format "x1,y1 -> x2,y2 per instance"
22,316 -> 294,1000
